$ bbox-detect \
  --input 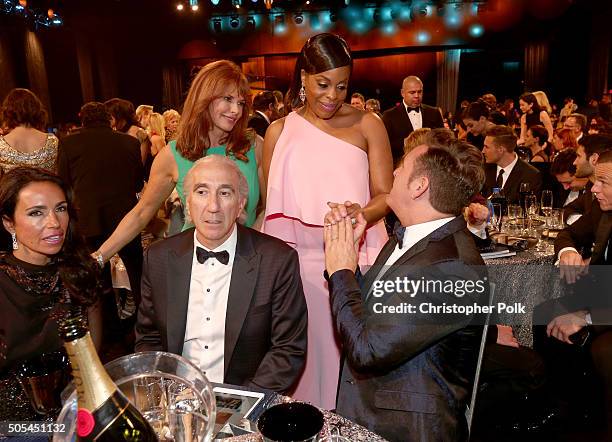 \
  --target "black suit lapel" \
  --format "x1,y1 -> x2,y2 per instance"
592,212 -> 612,264
364,217 -> 465,307
361,237 -> 399,295
166,230 -> 195,354
224,225 -> 260,377
502,160 -> 522,199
